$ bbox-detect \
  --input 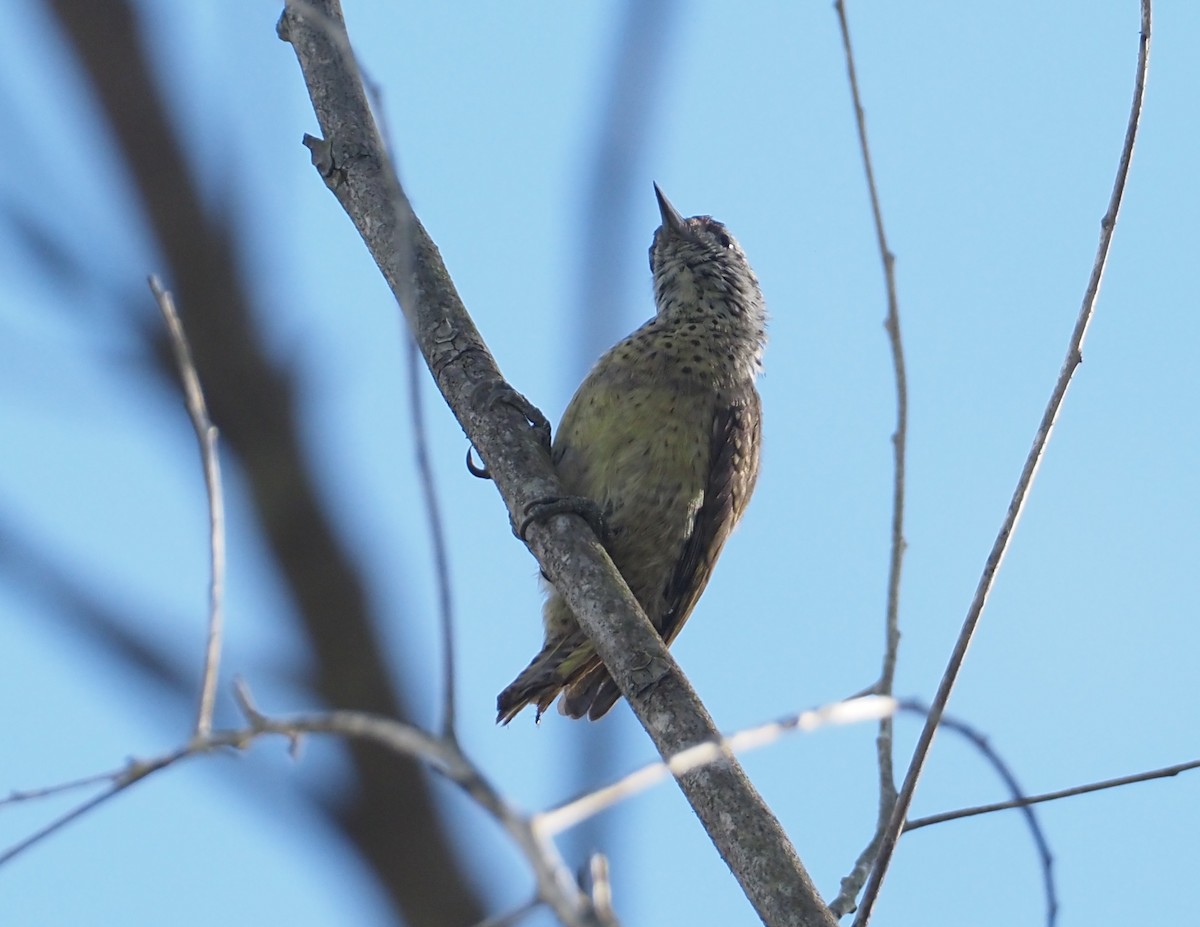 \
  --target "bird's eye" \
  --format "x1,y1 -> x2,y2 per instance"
715,230 -> 733,249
